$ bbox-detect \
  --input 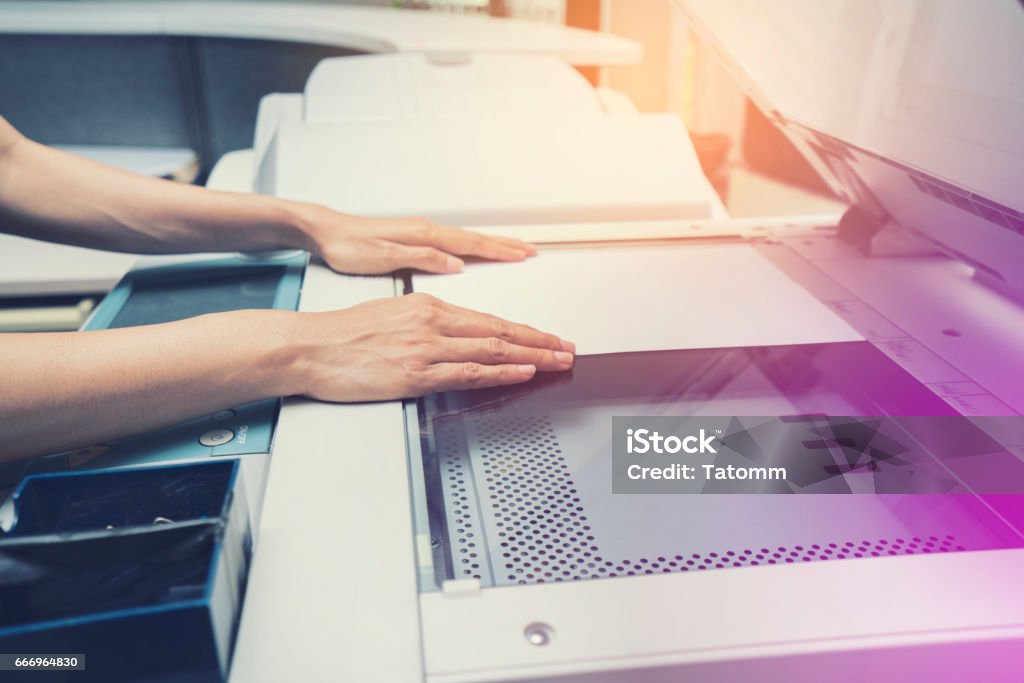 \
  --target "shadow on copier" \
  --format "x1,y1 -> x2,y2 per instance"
406,1 -> 1024,681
